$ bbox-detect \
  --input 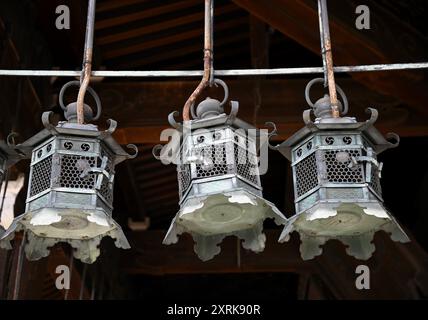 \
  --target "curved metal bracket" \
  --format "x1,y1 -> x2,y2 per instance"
190,102 -> 198,120
213,78 -> 229,108
152,144 -> 164,161
303,109 -> 314,125
6,132 -> 19,147
168,111 -> 183,131
125,144 -> 138,159
225,100 -> 239,125
302,109 -> 317,131
265,122 -> 280,150
364,107 -> 379,125
105,119 -> 117,134
385,132 -> 400,149
97,119 -> 117,141
41,111 -> 59,134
